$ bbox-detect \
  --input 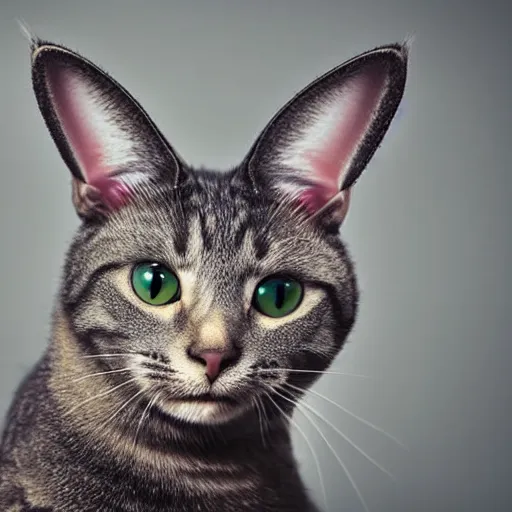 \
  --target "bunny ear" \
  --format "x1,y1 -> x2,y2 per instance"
239,43 -> 408,225
31,40 -> 185,217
